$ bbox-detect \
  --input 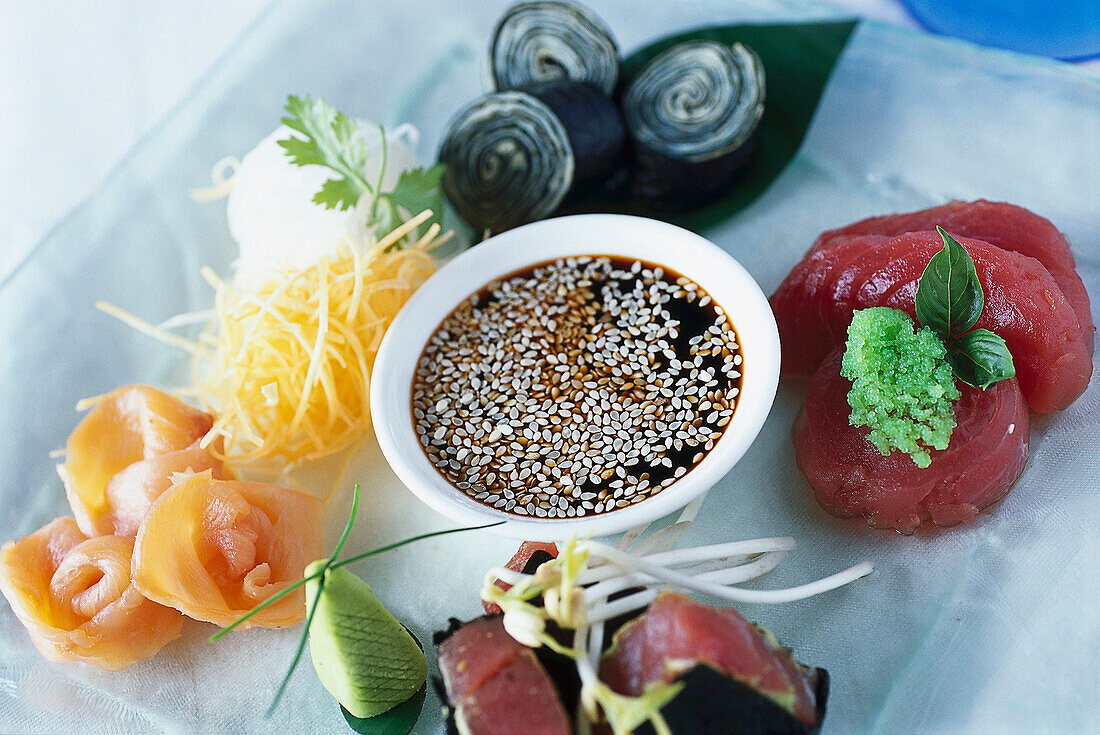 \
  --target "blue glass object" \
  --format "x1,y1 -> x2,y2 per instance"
901,0 -> 1100,59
